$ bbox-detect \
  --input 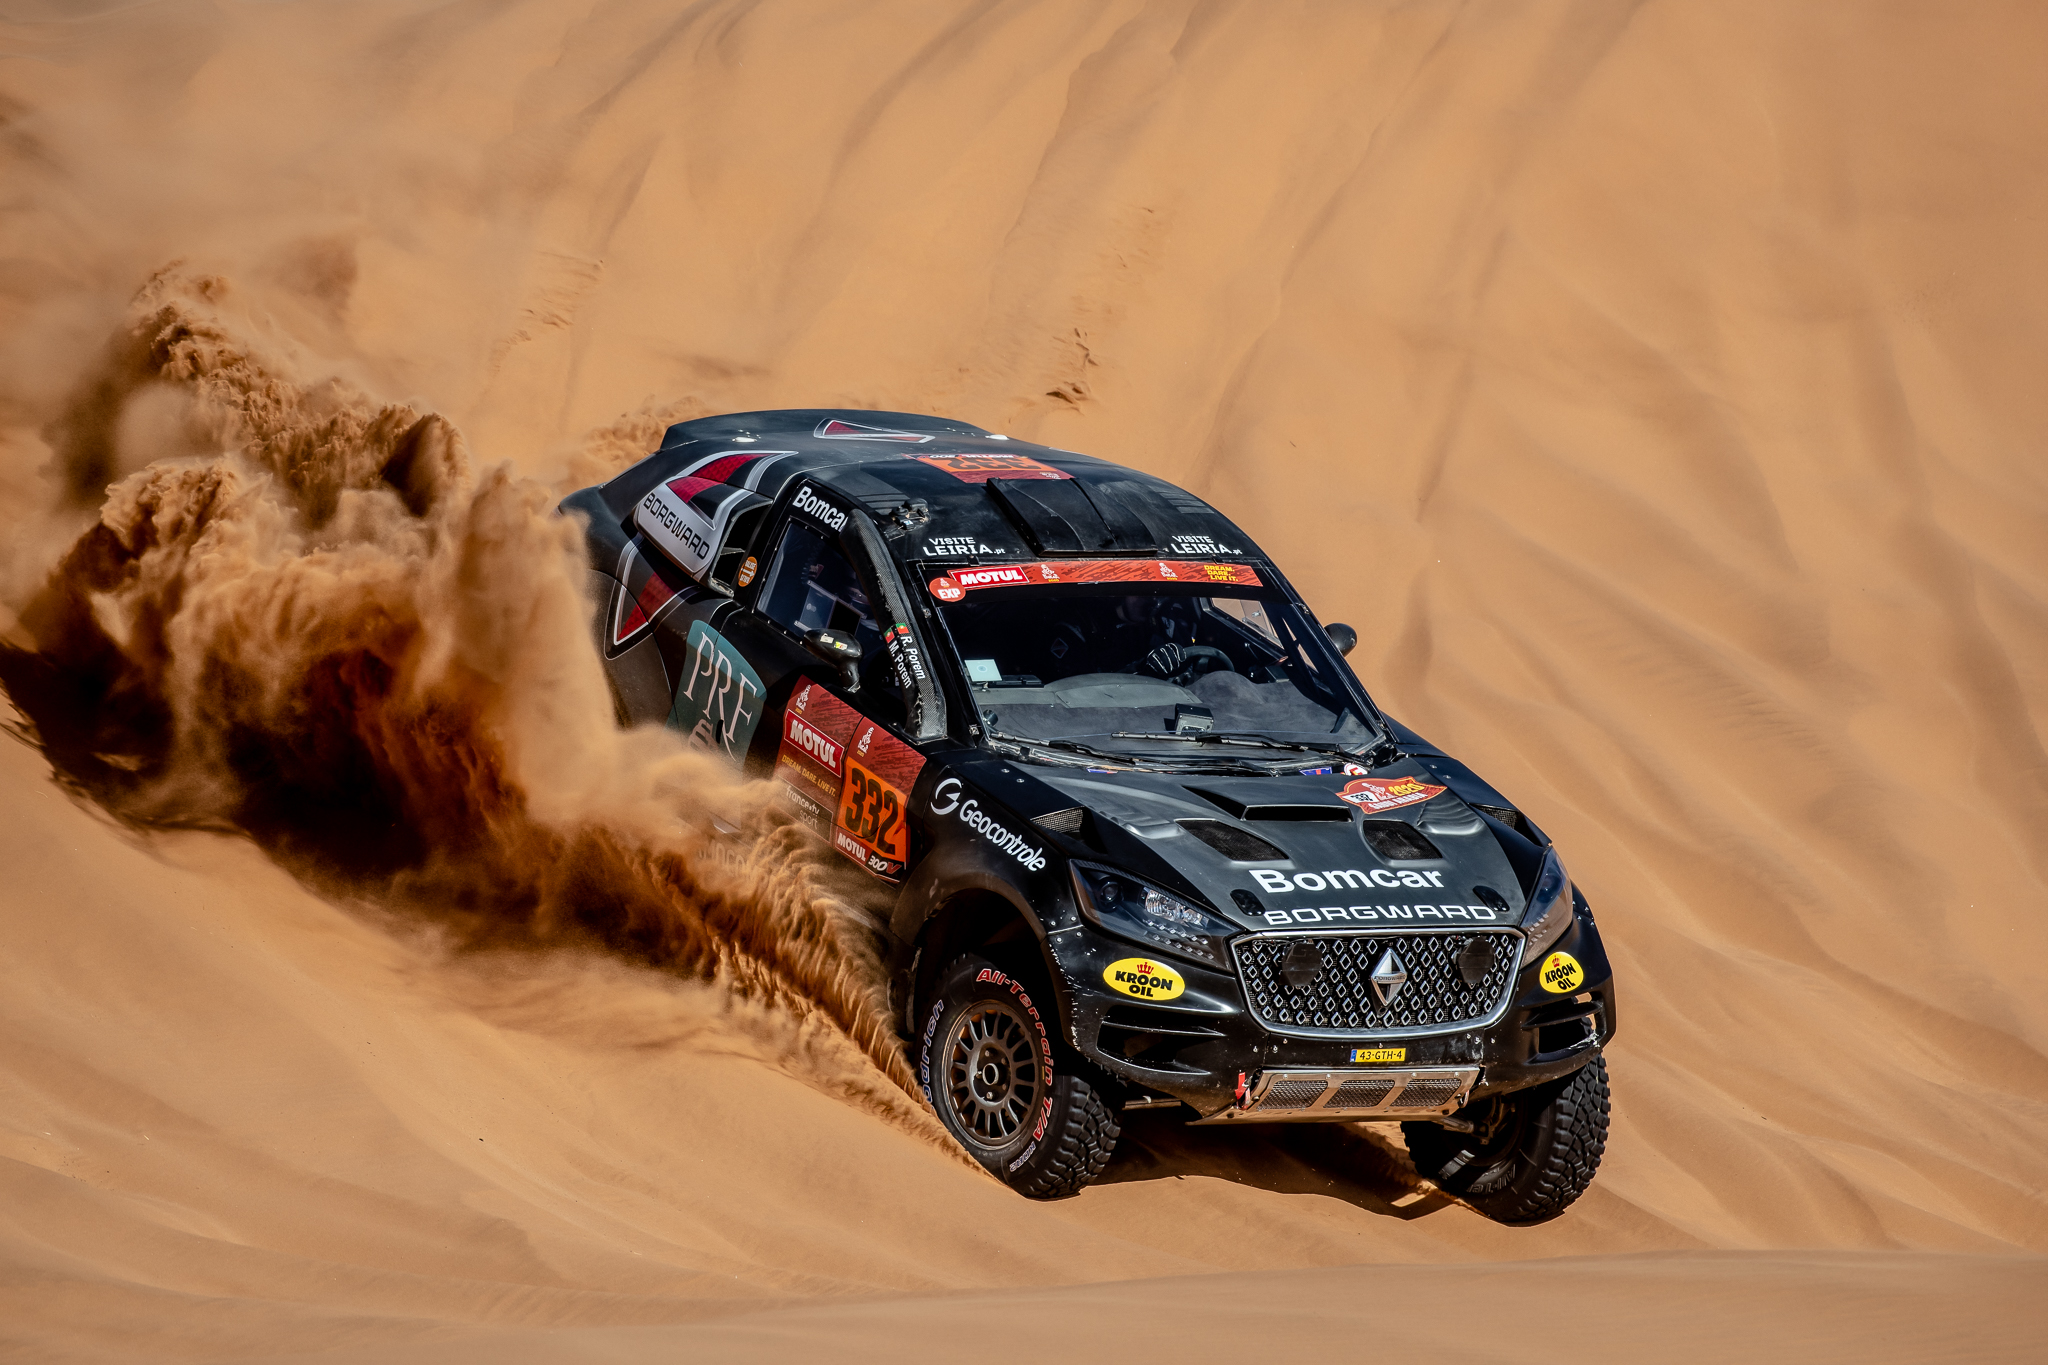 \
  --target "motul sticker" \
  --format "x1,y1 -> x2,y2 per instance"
1539,951 -> 1585,994
666,621 -> 764,765
935,560 -> 1262,593
954,565 -> 1030,589
1104,957 -> 1186,1001
773,688 -> 927,882
913,452 -> 1071,482
1337,774 -> 1446,813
